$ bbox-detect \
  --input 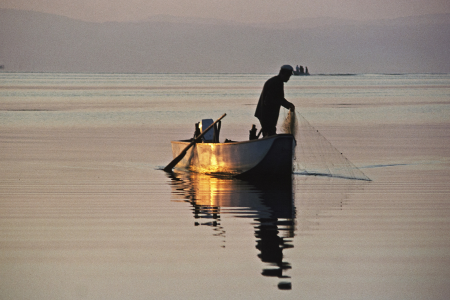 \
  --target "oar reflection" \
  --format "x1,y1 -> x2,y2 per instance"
168,171 -> 296,290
